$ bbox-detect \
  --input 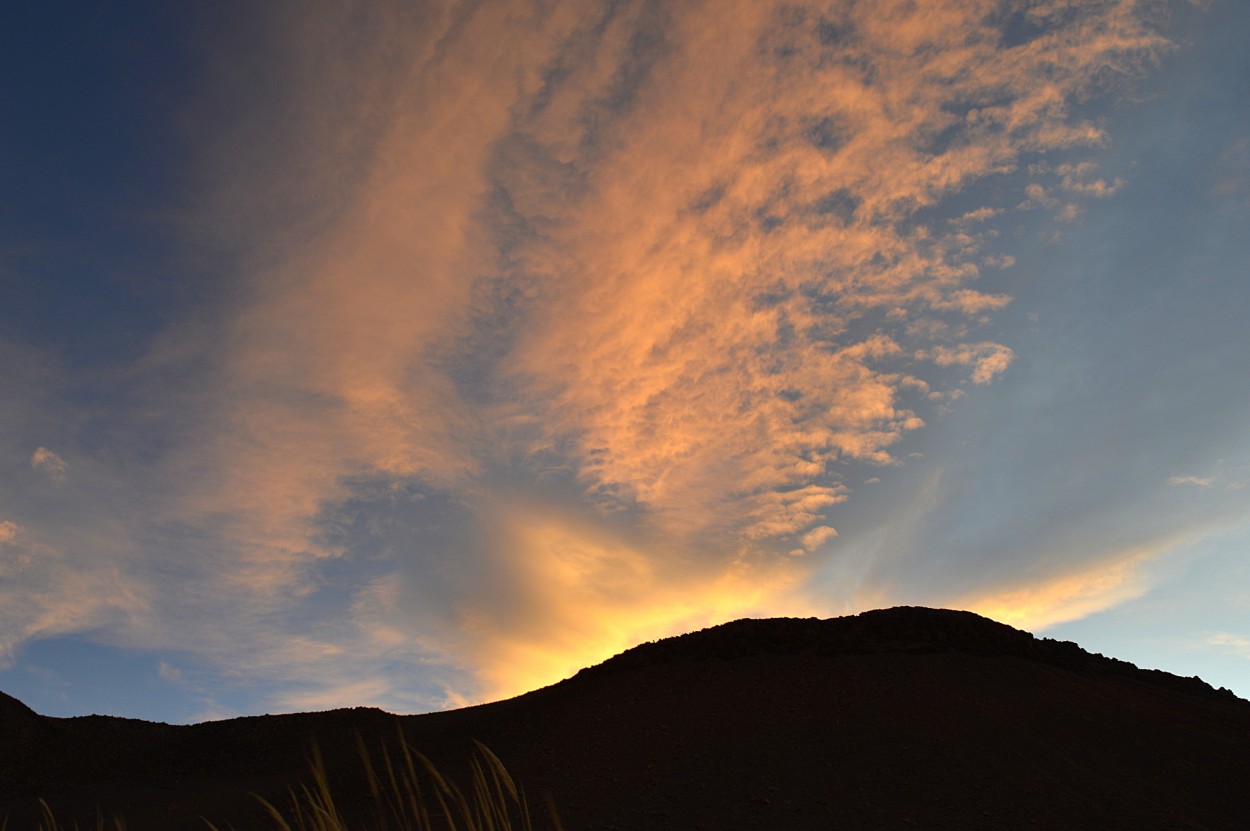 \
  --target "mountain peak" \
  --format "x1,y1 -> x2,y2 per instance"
571,606 -> 1243,703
